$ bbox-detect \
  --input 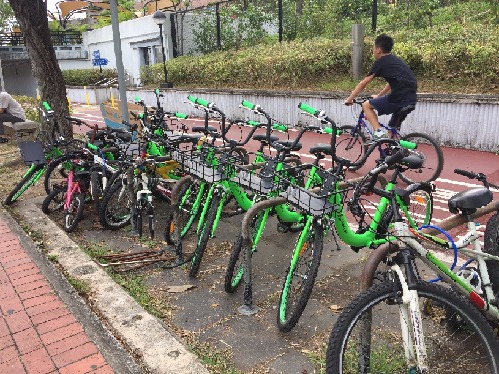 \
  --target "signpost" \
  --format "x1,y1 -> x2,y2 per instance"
91,50 -> 108,74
